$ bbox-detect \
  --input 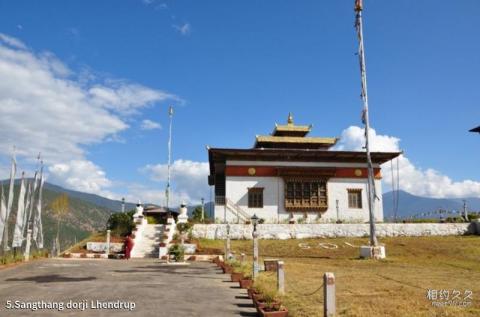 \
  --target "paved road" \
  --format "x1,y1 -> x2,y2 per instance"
0,259 -> 257,317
